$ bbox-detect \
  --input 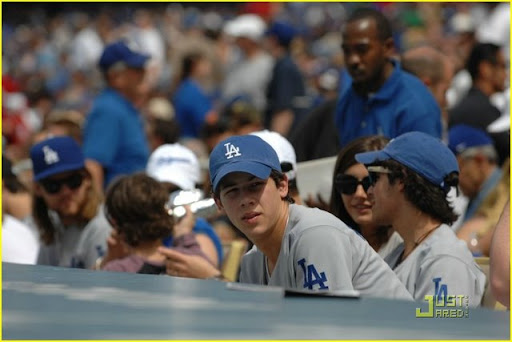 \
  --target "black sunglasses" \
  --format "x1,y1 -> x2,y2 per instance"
40,173 -> 84,194
334,174 -> 372,195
